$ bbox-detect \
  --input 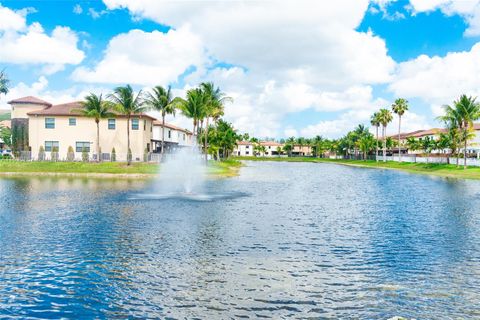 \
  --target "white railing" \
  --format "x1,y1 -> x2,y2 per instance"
375,154 -> 480,166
